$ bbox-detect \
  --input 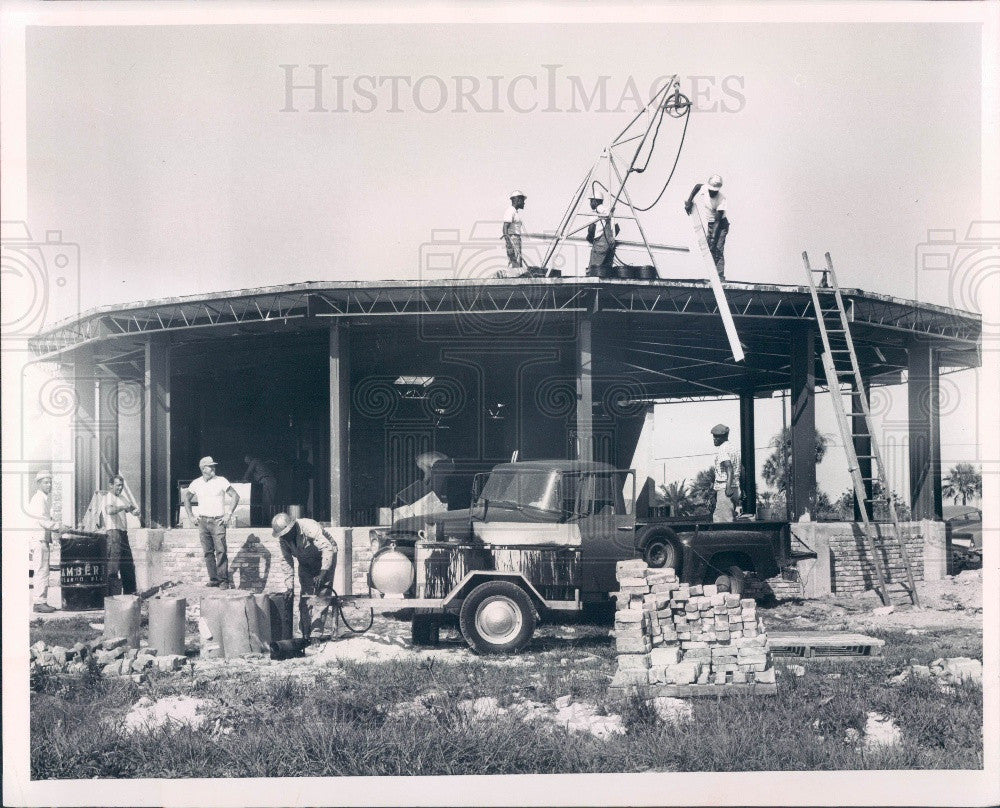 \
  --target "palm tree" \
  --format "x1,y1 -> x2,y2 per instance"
658,479 -> 692,517
943,463 -> 982,506
689,466 -> 717,515
761,427 -> 829,495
